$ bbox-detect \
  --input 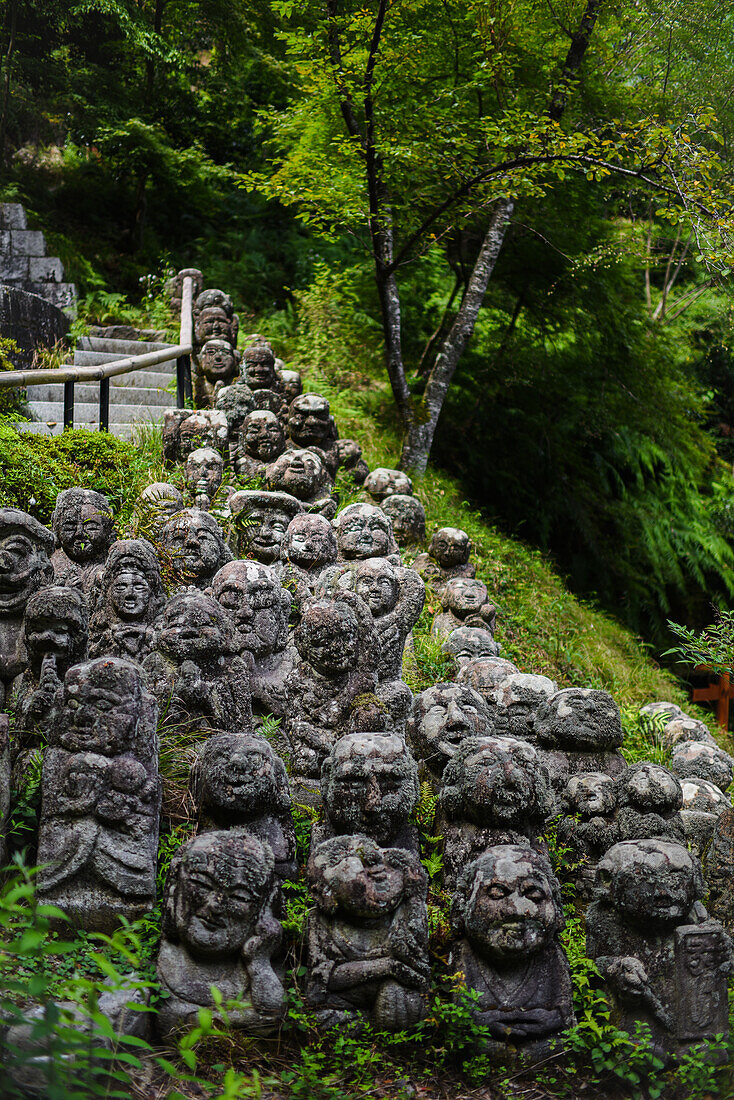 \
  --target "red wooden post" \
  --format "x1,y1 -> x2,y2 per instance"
692,665 -> 732,732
